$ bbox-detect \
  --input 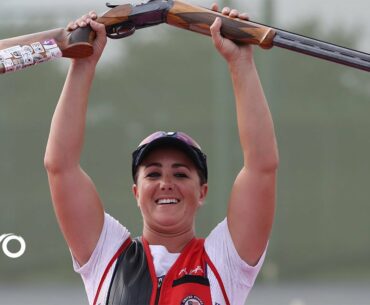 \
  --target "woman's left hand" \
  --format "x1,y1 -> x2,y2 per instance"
66,11 -> 107,67
210,3 -> 254,68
